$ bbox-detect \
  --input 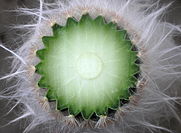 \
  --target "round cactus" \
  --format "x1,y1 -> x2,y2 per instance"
0,0 -> 181,133
36,14 -> 139,119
